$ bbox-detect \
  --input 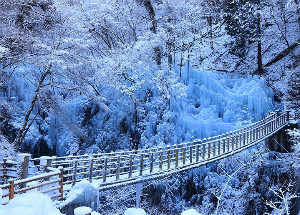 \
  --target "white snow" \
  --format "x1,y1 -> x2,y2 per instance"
74,206 -> 92,215
124,208 -> 146,215
181,209 -> 202,215
59,180 -> 99,211
0,192 -> 64,215
0,46 -> 8,58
